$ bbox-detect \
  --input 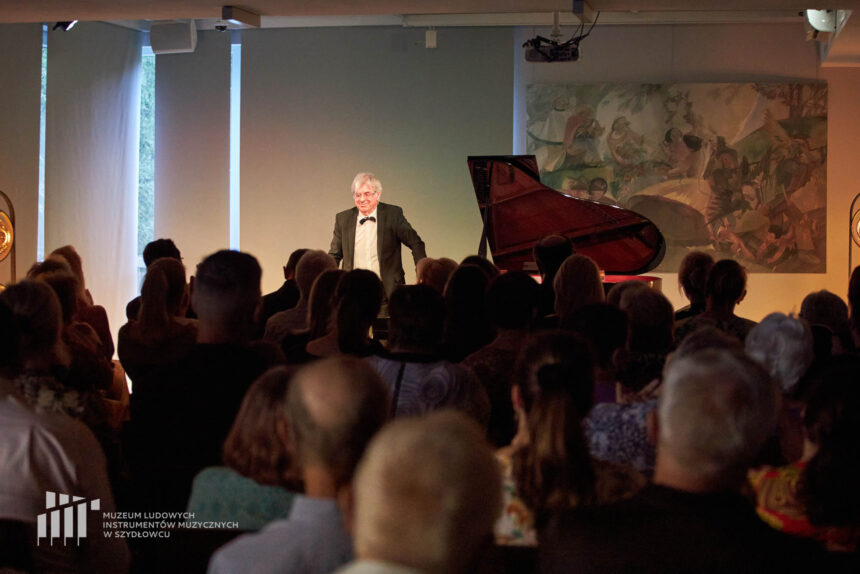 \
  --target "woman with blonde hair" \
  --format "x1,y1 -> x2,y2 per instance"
554,254 -> 605,328
118,257 -> 197,382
